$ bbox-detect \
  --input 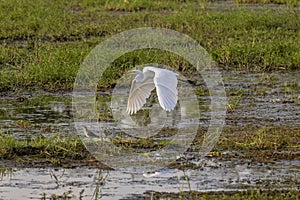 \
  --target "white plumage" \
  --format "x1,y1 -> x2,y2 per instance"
126,66 -> 178,115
